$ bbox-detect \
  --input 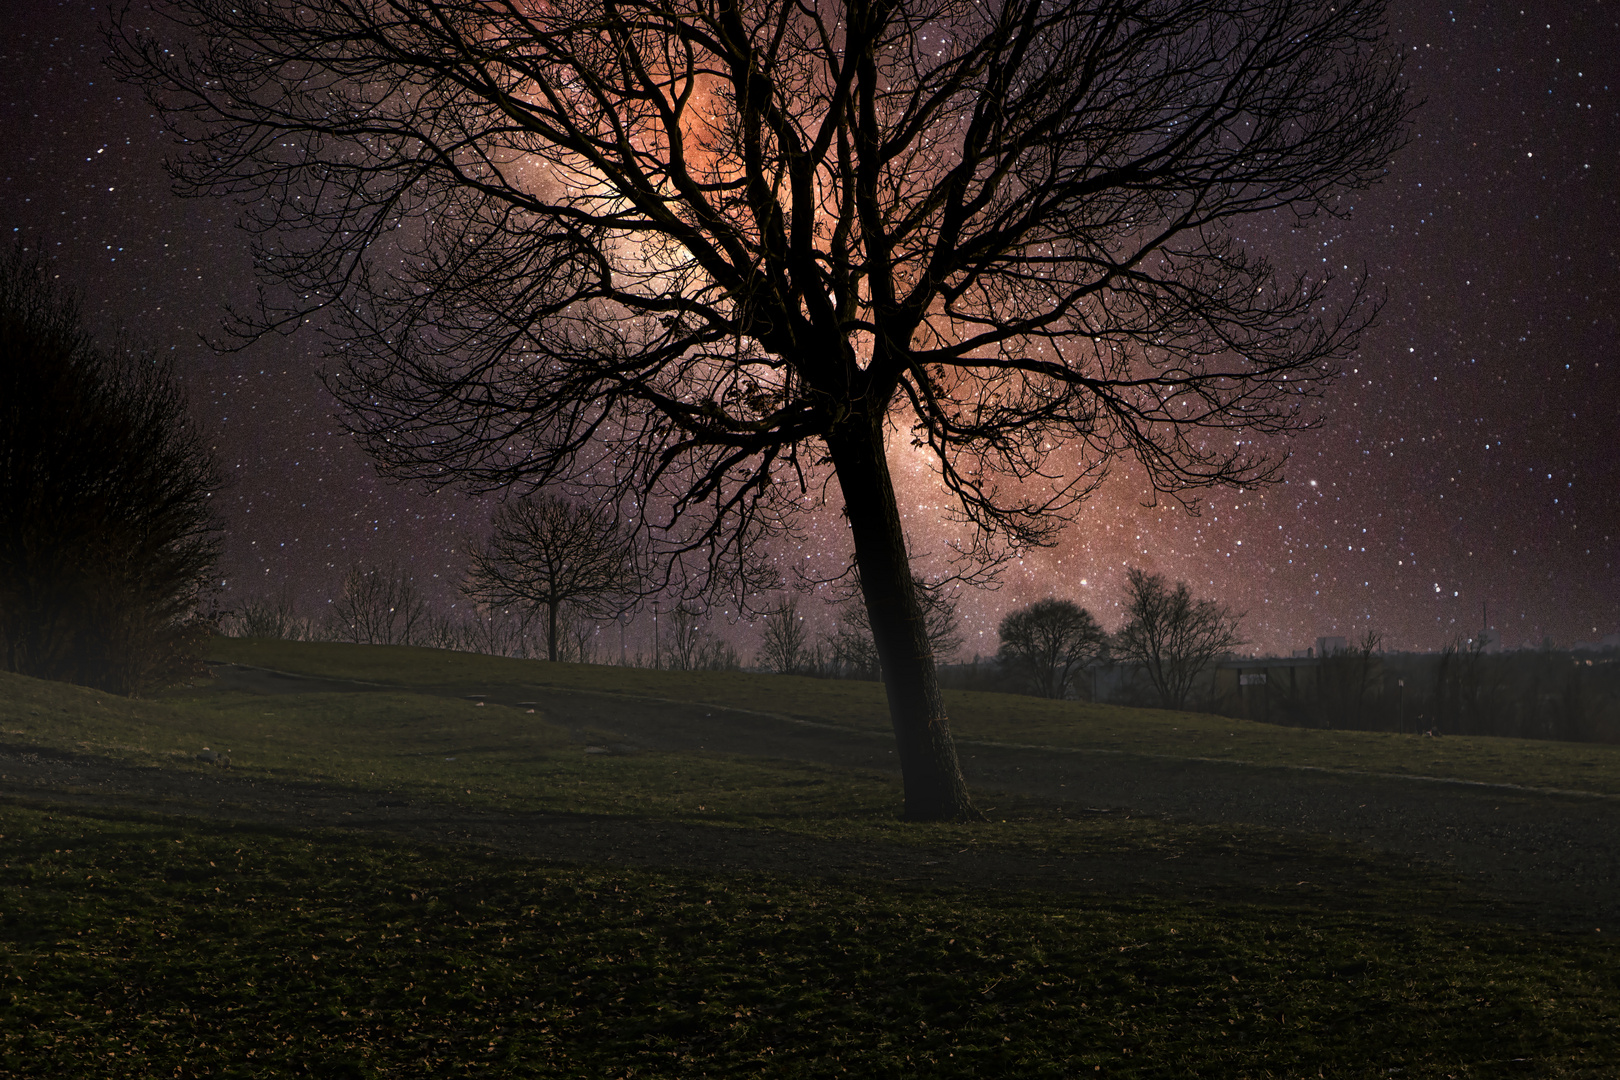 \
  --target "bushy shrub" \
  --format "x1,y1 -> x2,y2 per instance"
0,246 -> 220,694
